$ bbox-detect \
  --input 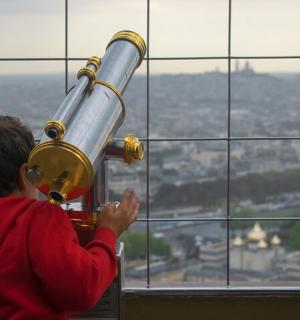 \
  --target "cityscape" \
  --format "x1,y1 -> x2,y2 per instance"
1,61 -> 300,287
